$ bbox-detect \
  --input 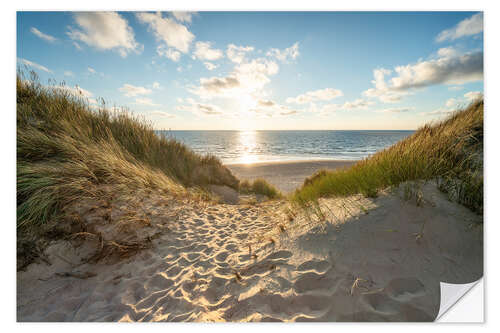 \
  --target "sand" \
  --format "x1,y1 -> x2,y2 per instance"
227,160 -> 356,193
17,180 -> 483,322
